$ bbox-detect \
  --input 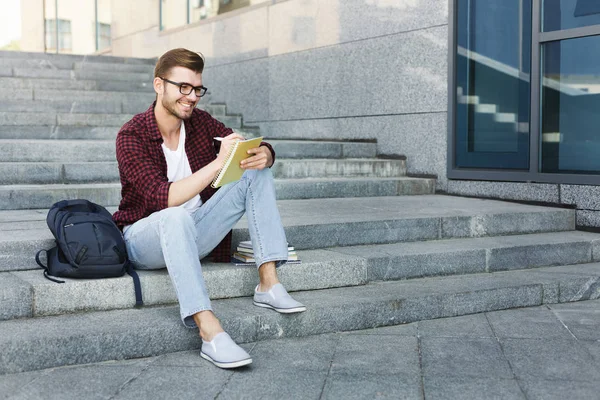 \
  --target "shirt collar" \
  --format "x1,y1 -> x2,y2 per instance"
145,101 -> 163,142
